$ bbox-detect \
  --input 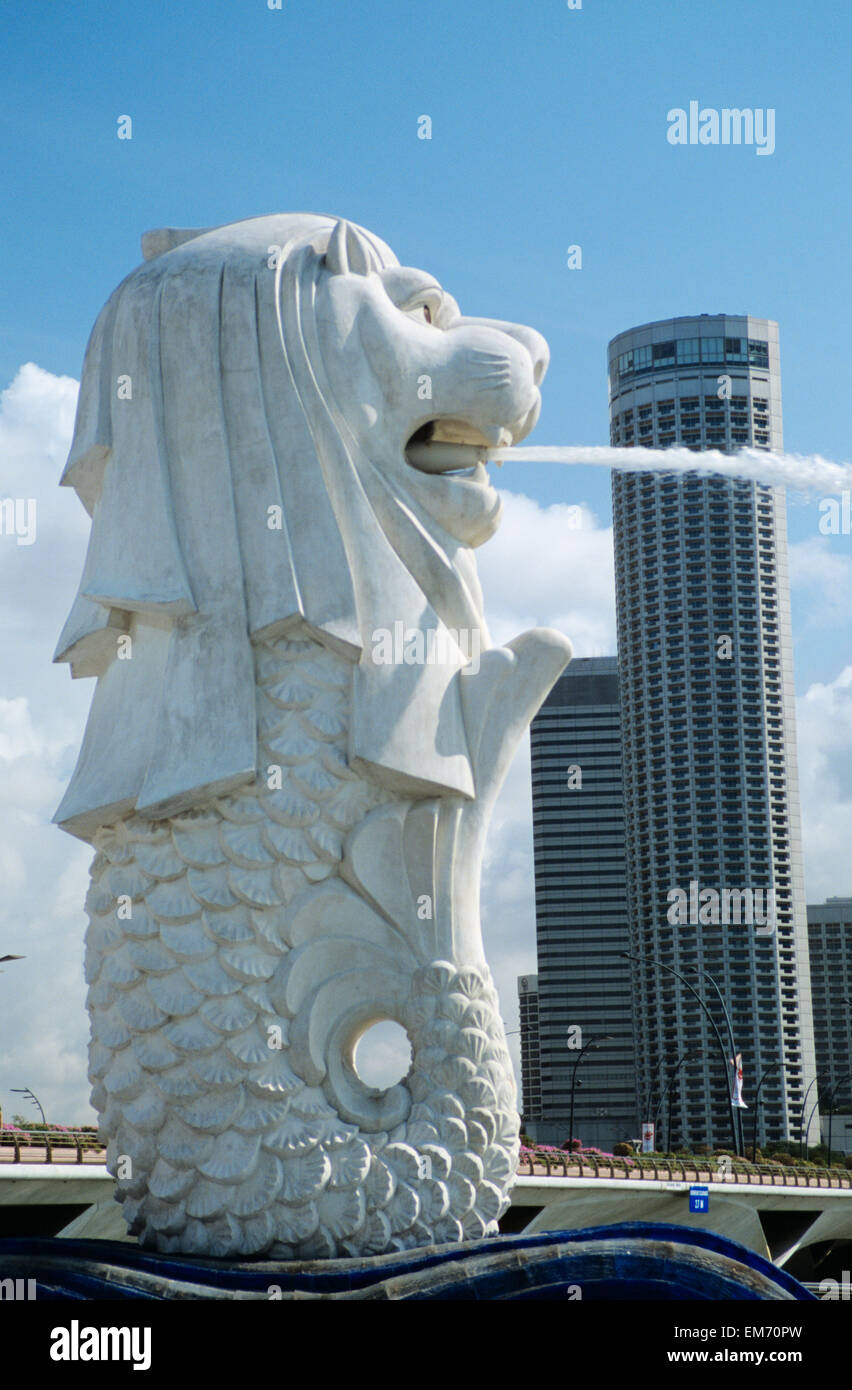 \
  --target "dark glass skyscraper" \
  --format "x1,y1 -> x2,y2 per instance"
518,973 -> 541,1130
807,898 -> 852,1111
523,658 -> 637,1150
